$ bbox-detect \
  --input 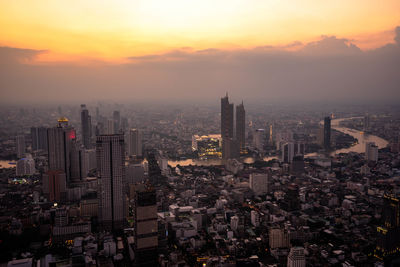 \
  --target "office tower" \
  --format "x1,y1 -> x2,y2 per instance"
294,143 -> 305,156
113,110 -> 120,133
249,173 -> 269,195
80,149 -> 96,178
16,154 -> 35,176
133,184 -> 158,266
236,101 -> 245,152
375,194 -> 400,262
69,142 -> 82,182
323,116 -> 331,150
47,118 -> 76,182
366,142 -> 378,162
128,129 -> 142,157
253,129 -> 265,151
291,155 -> 305,175
222,138 -> 240,160
95,106 -> 100,122
42,170 -> 67,202
282,142 -> 295,163
269,227 -> 290,249
81,104 -> 92,149
16,135 -> 26,158
287,247 -> 306,267
31,127 -> 48,151
97,134 -> 126,230
106,119 -> 115,135
221,93 -> 234,139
